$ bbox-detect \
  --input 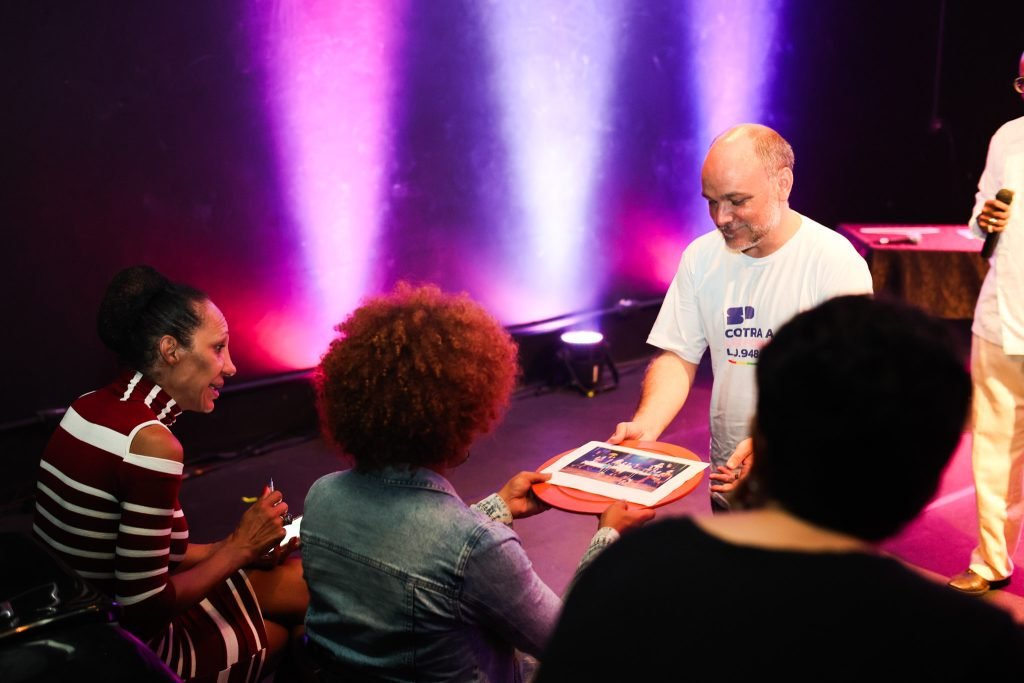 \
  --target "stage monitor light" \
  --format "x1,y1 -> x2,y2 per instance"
561,330 -> 604,346
558,330 -> 619,398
